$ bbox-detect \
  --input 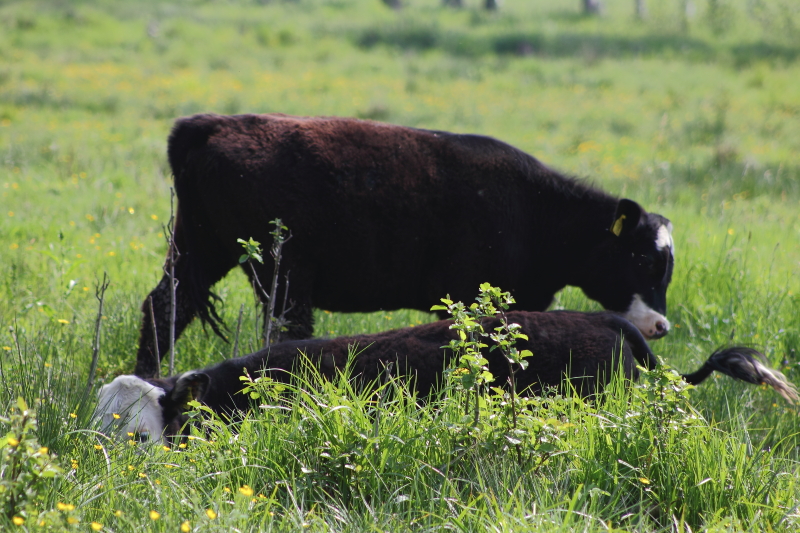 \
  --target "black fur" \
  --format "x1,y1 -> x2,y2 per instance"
128,311 -> 795,440
135,114 -> 674,377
